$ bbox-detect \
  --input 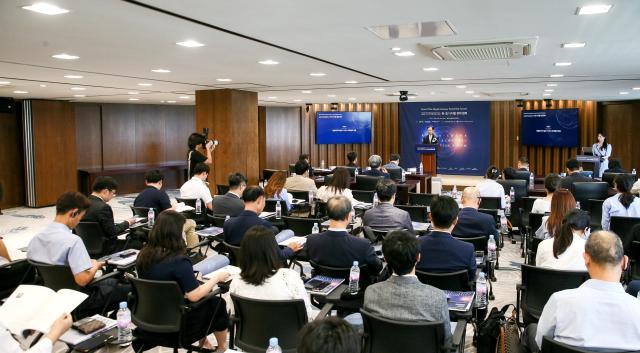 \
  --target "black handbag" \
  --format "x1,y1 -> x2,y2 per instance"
477,304 -> 520,353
